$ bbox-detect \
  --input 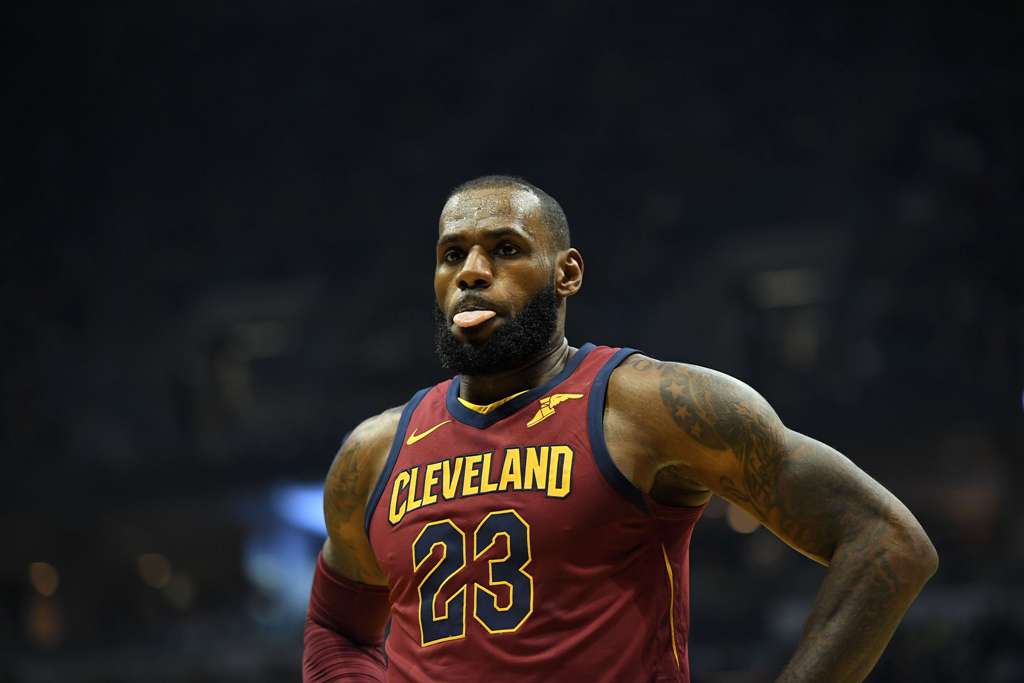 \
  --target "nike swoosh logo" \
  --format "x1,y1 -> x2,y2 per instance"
406,419 -> 451,446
